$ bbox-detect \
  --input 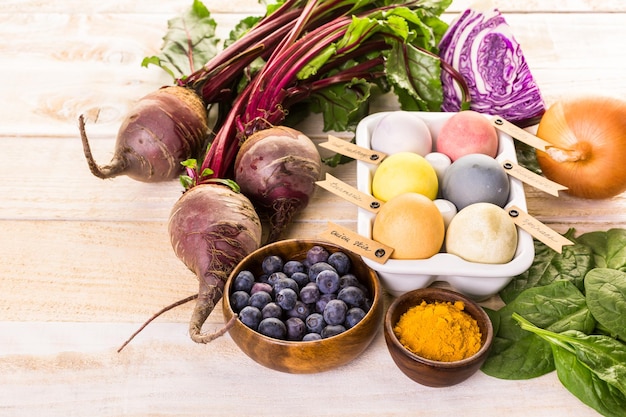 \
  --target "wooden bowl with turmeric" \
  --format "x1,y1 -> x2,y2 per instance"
384,287 -> 493,387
